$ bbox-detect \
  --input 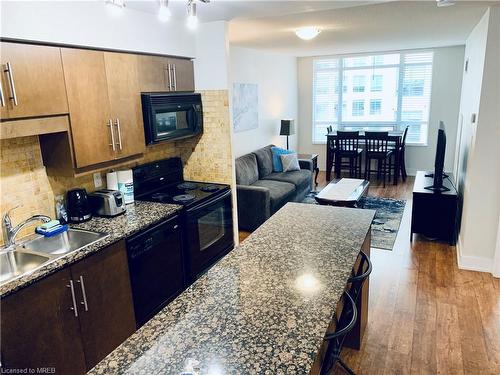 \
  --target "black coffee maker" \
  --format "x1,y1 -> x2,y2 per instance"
66,188 -> 92,223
